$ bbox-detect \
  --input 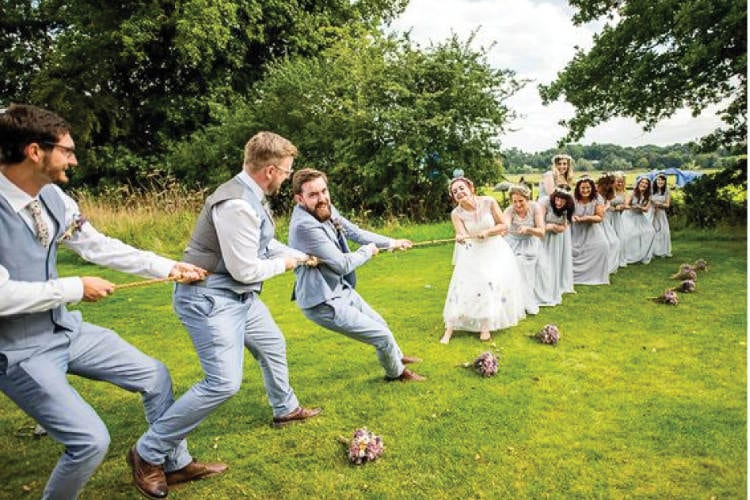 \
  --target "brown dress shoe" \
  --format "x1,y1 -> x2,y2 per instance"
401,355 -> 422,364
126,446 -> 168,499
166,460 -> 228,486
387,368 -> 426,382
272,406 -> 323,428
